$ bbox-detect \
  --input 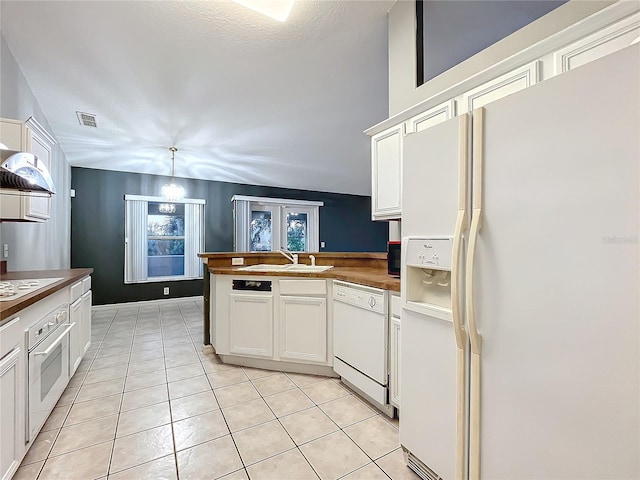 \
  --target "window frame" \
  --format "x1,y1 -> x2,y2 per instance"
124,194 -> 205,284
232,195 -> 323,253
